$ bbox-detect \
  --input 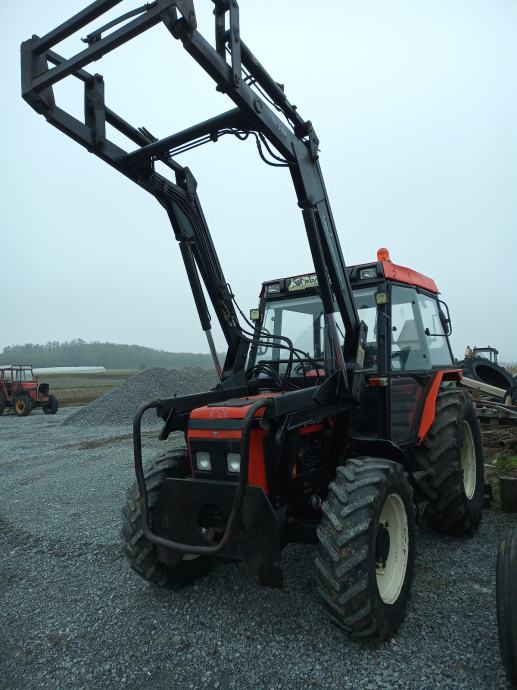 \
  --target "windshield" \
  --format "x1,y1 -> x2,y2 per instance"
249,287 -> 379,378
255,295 -> 324,372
